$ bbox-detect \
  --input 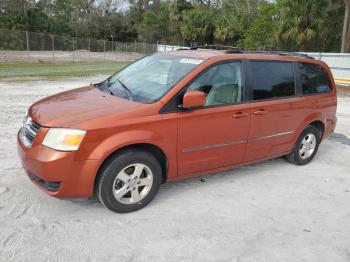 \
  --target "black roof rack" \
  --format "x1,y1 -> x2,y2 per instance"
238,50 -> 315,59
190,45 -> 240,51
179,45 -> 315,59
